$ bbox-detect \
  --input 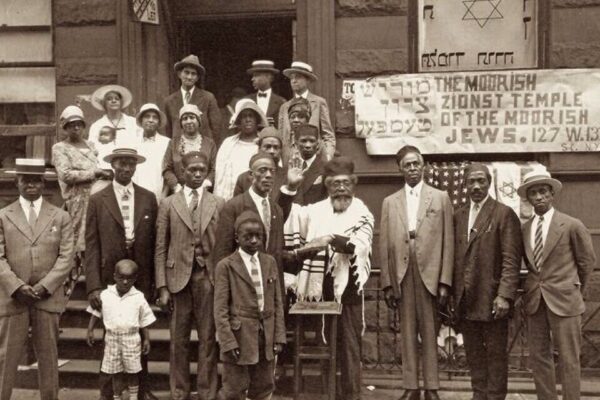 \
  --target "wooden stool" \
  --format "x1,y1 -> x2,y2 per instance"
289,301 -> 342,400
